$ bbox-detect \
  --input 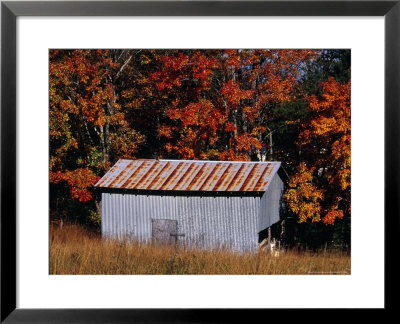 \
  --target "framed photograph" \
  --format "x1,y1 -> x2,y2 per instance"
1,0 -> 398,321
